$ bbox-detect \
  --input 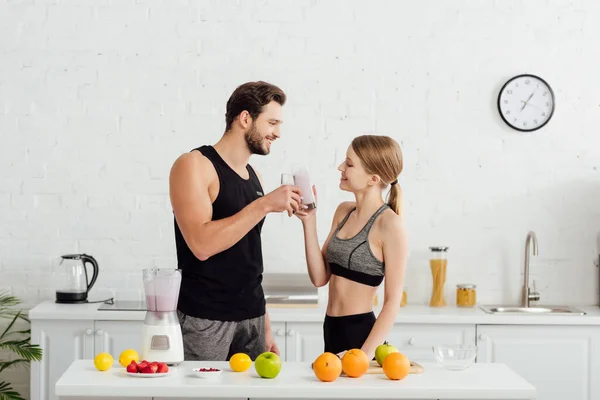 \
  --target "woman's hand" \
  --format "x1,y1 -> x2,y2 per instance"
295,185 -> 318,223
